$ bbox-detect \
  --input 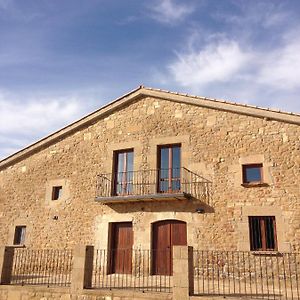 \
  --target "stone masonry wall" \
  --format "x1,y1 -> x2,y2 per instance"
0,285 -> 172,300
0,96 -> 299,251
